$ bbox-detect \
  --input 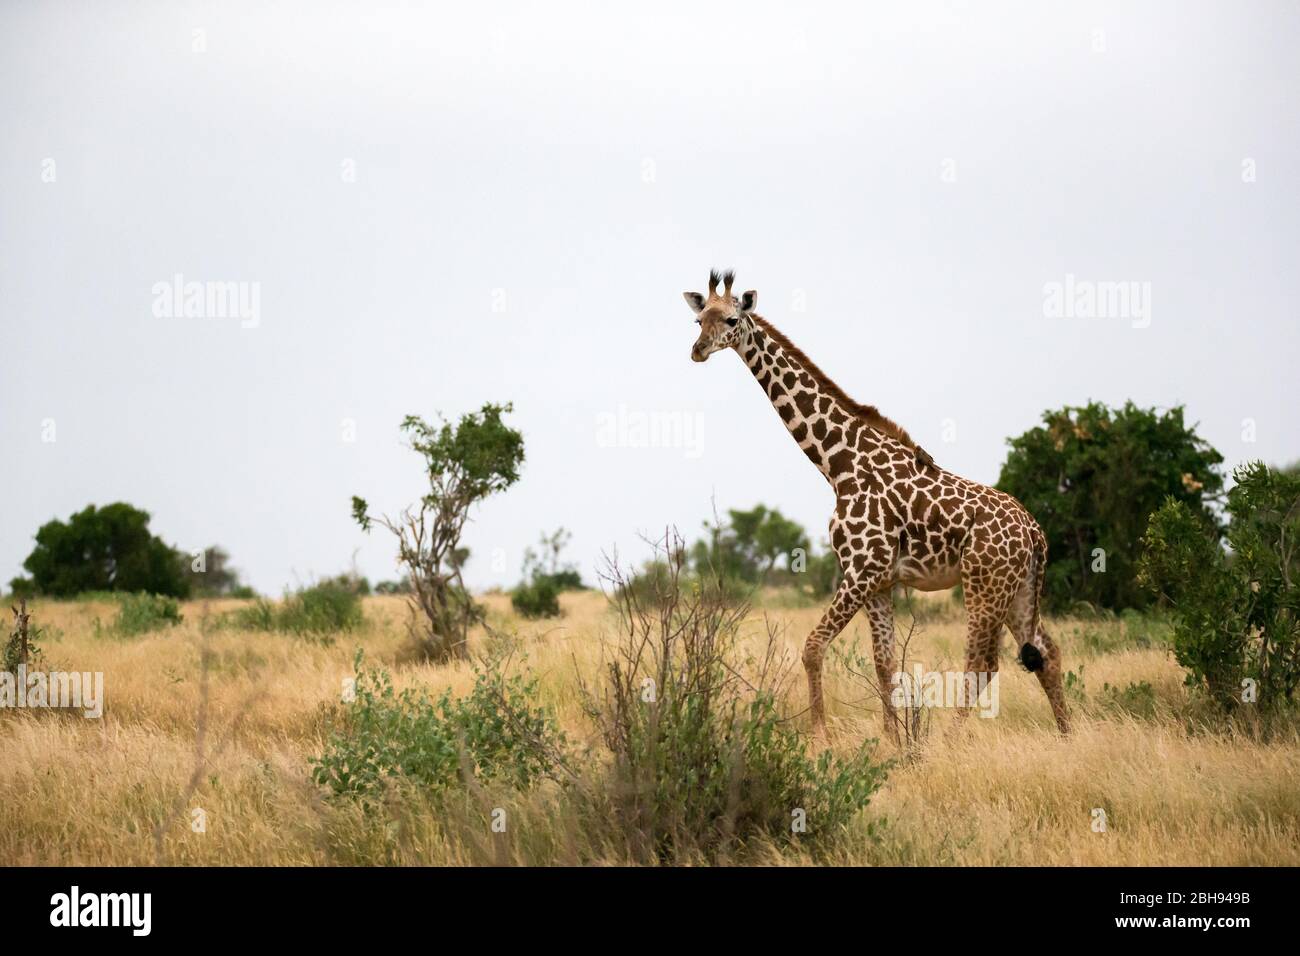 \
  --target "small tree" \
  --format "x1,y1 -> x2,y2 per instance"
521,528 -> 584,591
353,403 -> 524,661
997,401 -> 1224,611
182,545 -> 244,597
1139,462 -> 1300,722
